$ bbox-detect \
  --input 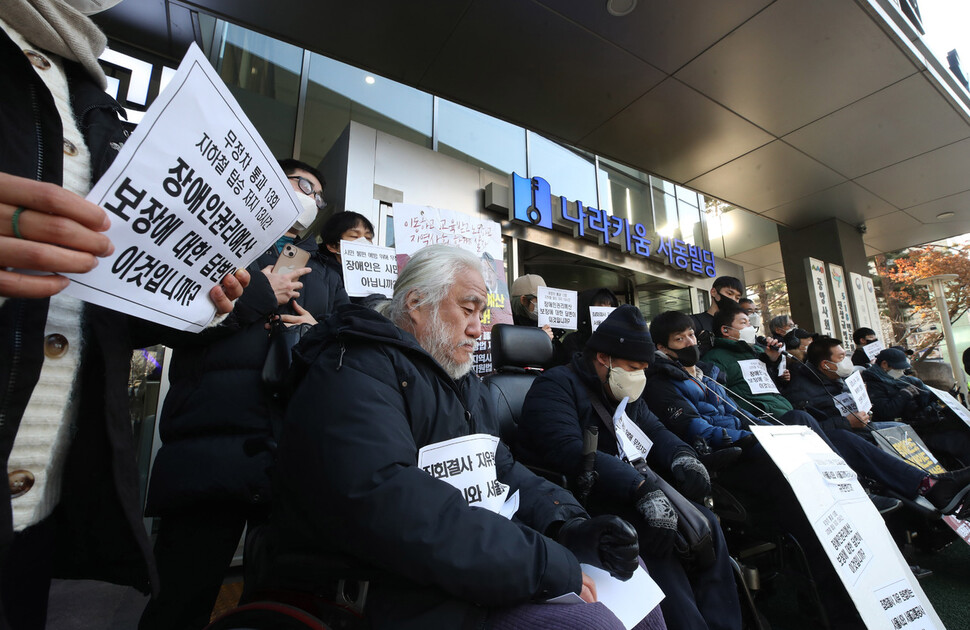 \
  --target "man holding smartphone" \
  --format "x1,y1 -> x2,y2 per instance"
140,160 -> 350,630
